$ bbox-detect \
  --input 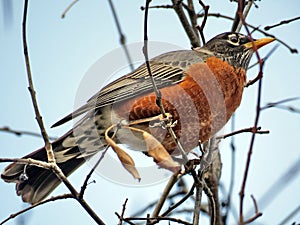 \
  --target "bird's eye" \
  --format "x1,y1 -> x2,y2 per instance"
230,36 -> 239,43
